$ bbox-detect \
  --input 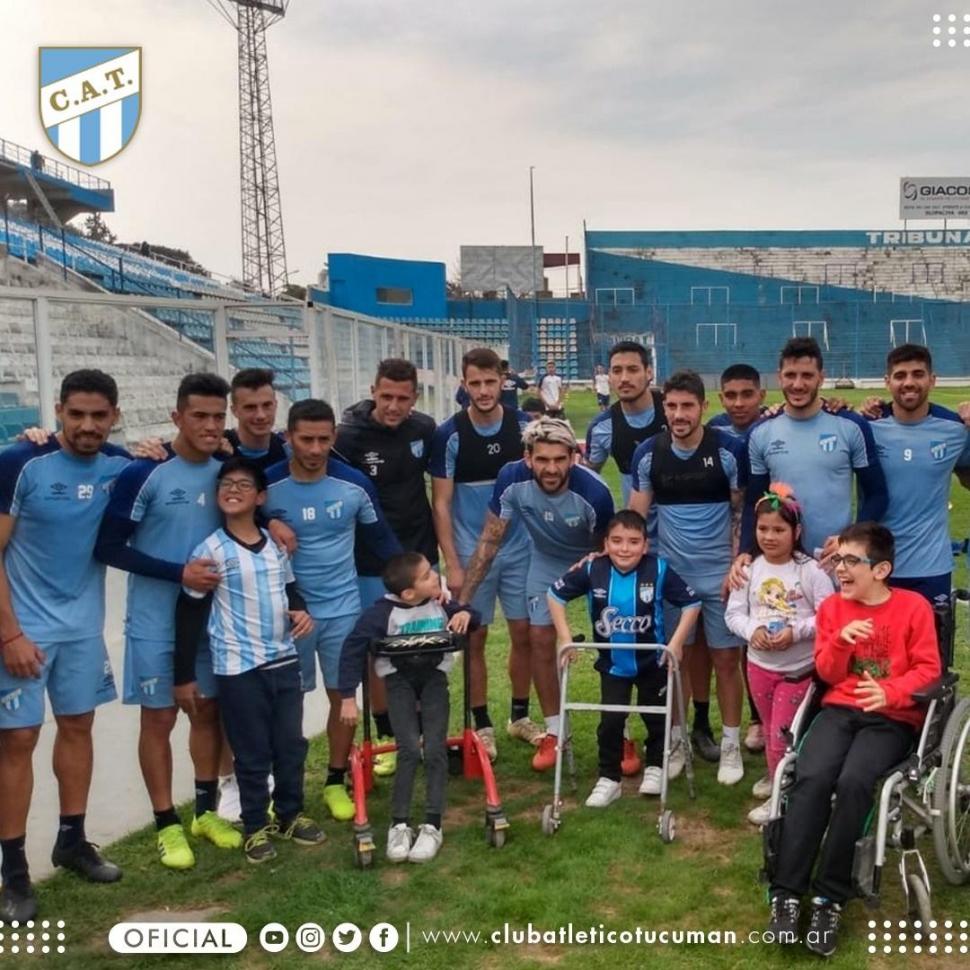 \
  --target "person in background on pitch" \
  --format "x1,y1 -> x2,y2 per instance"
538,360 -> 566,419
338,552 -> 480,864
0,370 -> 129,921
548,510 -> 700,807
335,358 -> 438,782
593,364 -> 611,411
174,458 -> 323,864
766,523 -> 939,957
724,484 -> 833,825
